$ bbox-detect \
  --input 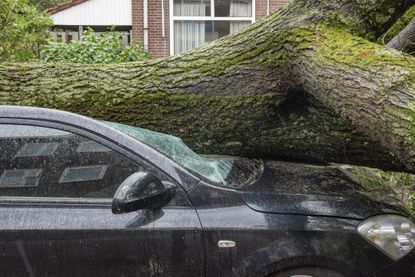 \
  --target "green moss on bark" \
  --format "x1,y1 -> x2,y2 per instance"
314,25 -> 415,69
295,24 -> 415,171
383,5 -> 415,44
